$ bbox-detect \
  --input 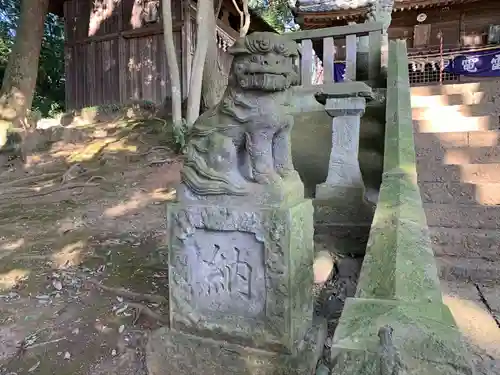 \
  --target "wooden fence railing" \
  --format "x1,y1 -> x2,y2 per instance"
286,22 -> 383,86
